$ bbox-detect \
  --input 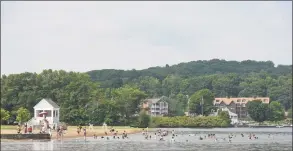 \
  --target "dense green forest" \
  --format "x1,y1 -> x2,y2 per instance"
1,59 -> 292,125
